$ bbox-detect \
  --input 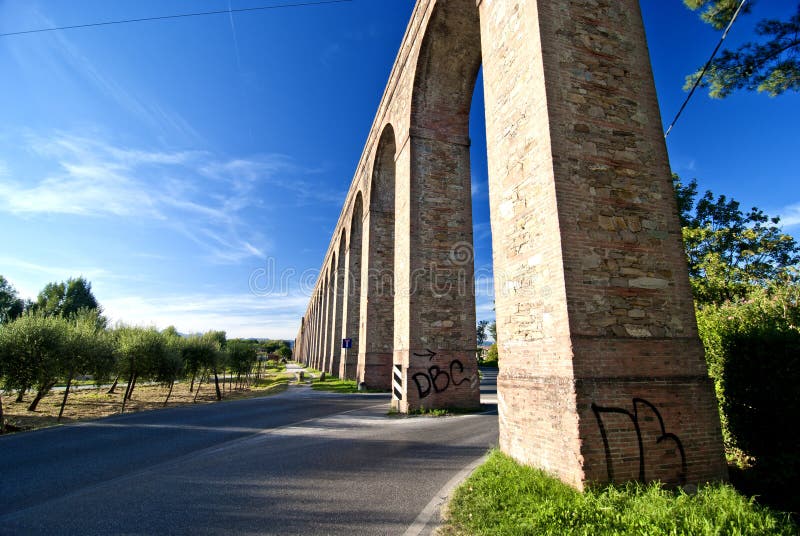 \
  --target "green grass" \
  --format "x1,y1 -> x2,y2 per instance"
250,374 -> 292,389
387,405 -> 486,418
264,361 -> 287,373
53,379 -> 99,388
311,376 -> 360,393
310,375 -> 386,394
441,449 -> 797,535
